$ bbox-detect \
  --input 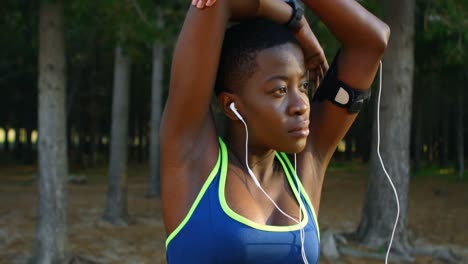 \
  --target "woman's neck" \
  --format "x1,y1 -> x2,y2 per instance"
225,129 -> 280,184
